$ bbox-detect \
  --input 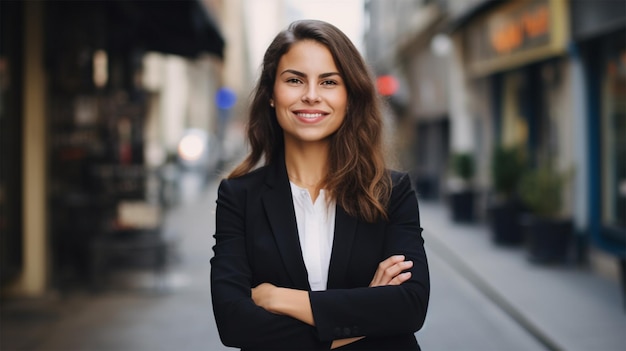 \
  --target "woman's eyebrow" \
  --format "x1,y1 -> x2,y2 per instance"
280,69 -> 341,78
